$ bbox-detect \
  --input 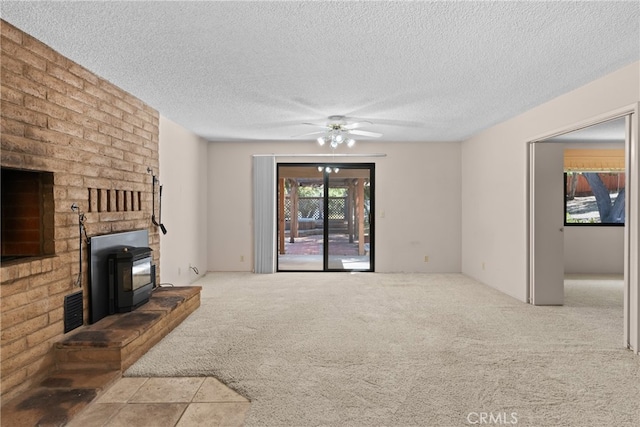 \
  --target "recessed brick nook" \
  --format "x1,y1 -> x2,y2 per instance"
1,168 -> 55,260
0,19 -> 168,404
